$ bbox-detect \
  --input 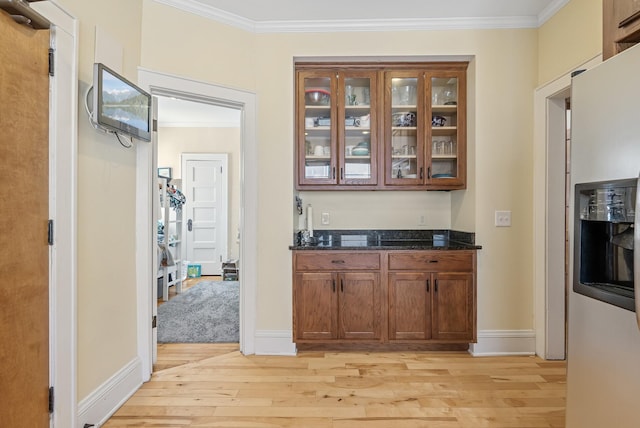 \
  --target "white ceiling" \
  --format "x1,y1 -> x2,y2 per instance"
157,0 -> 569,31
193,0 -> 557,22
157,96 -> 241,128
156,0 -> 568,126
